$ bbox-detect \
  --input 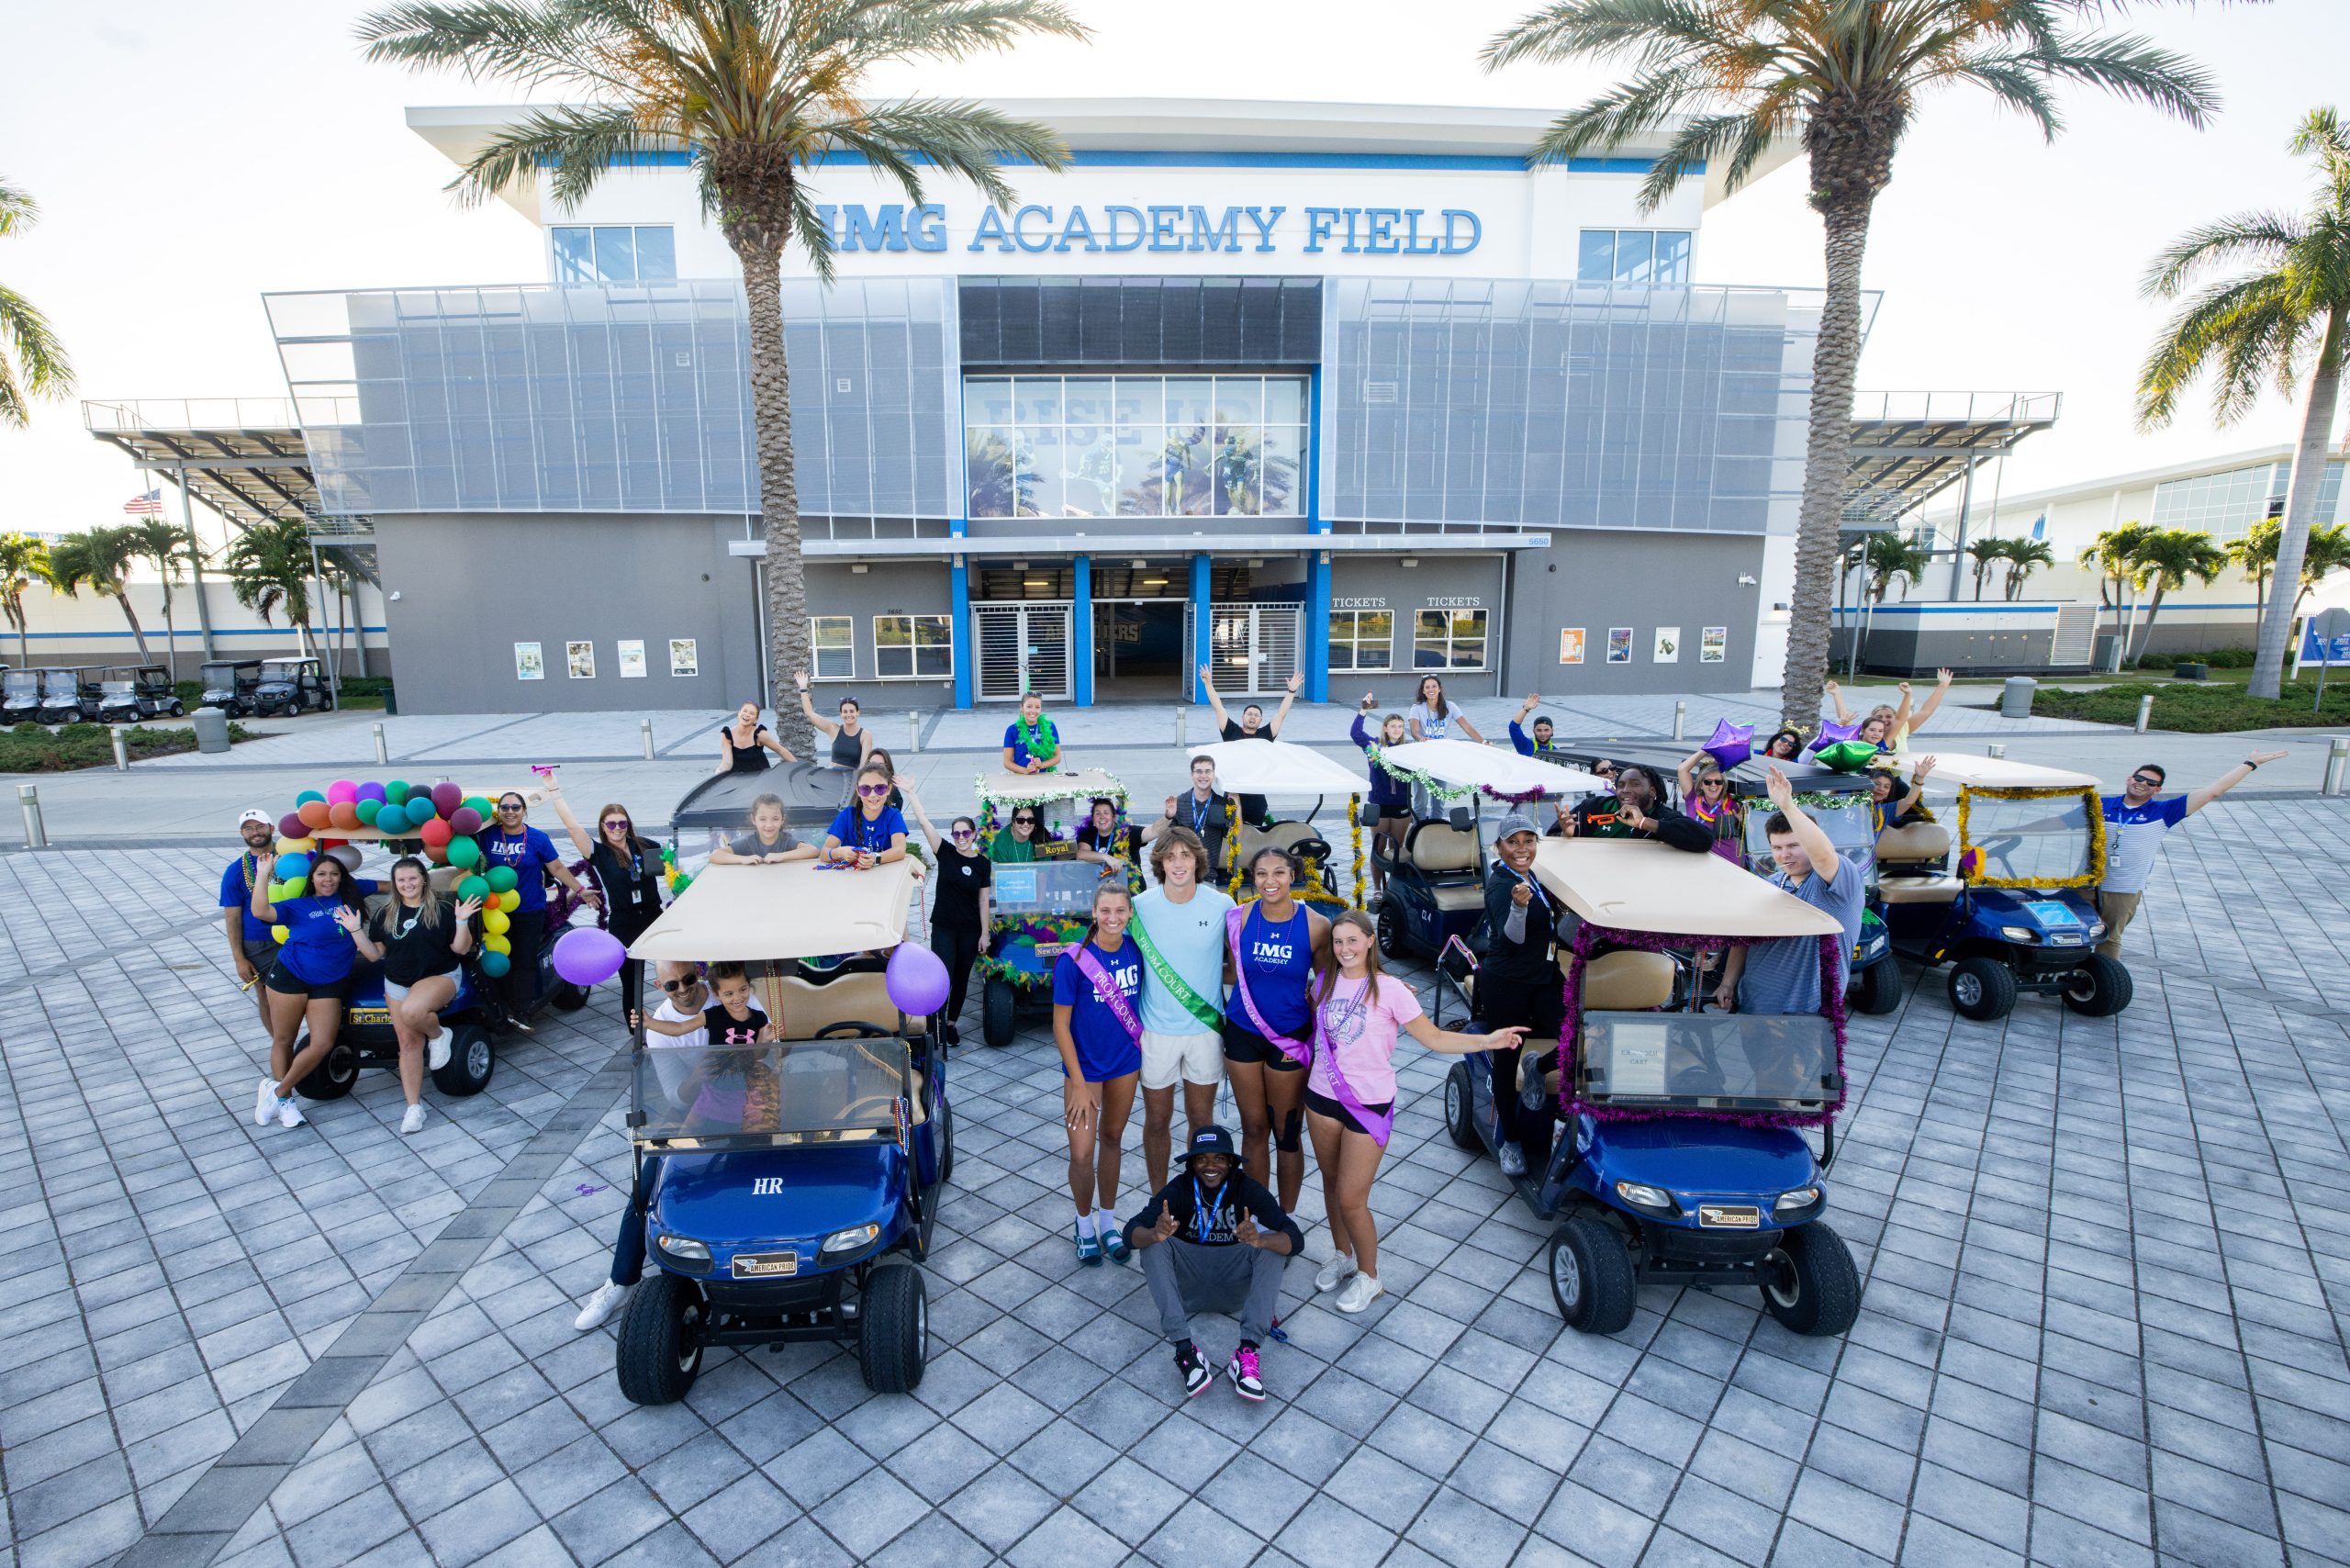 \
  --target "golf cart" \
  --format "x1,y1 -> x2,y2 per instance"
1444,838 -> 1862,1338
618,859 -> 948,1400
669,762 -> 851,861
1874,753 -> 2128,1022
36,667 -> 99,724
1187,738 -> 1367,913
198,659 -> 263,717
96,665 -> 184,722
975,768 -> 1131,1048
1727,762 -> 1904,1016
3,666 -> 72,724
253,656 -> 333,716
